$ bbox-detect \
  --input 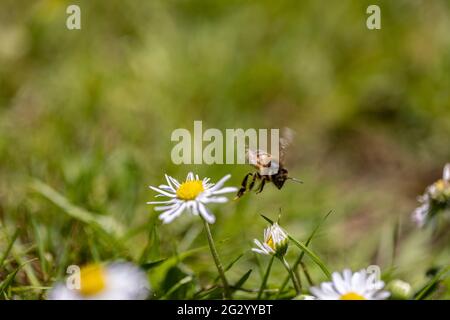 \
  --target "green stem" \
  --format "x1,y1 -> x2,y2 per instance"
276,210 -> 331,298
281,257 -> 302,295
294,264 -> 303,290
201,217 -> 231,299
257,255 -> 275,299
277,250 -> 304,298
300,261 -> 314,286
